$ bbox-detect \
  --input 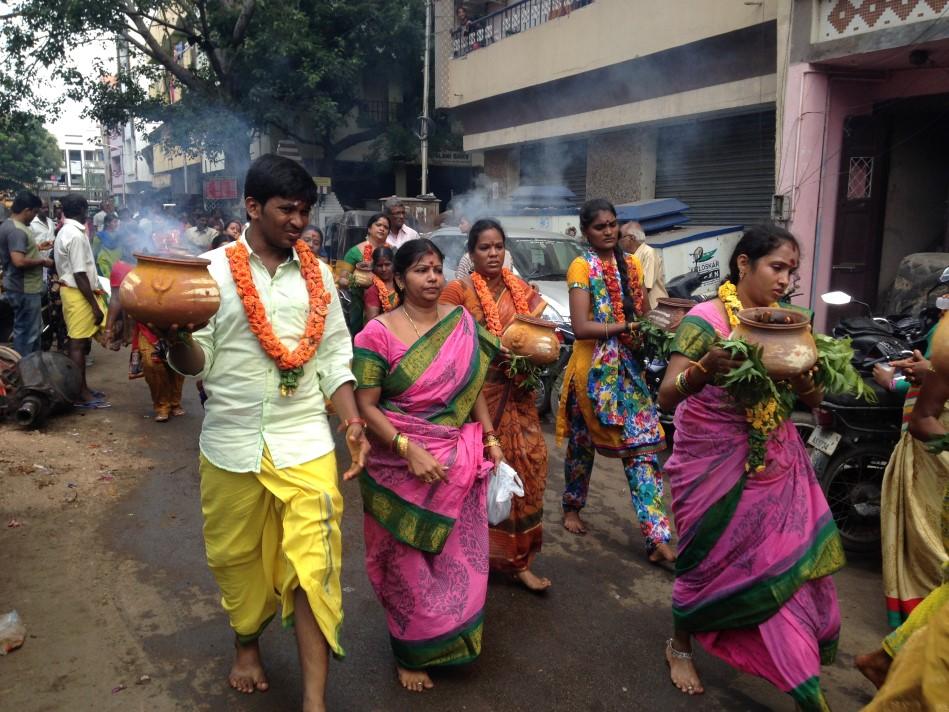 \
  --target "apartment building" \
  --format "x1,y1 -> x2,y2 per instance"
436,0 -> 781,224
777,0 -> 949,326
